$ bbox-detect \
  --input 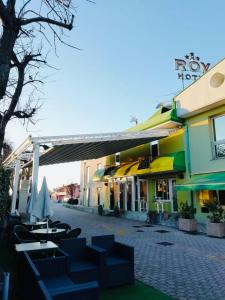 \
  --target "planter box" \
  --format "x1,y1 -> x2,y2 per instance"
207,222 -> 225,237
178,218 -> 197,232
